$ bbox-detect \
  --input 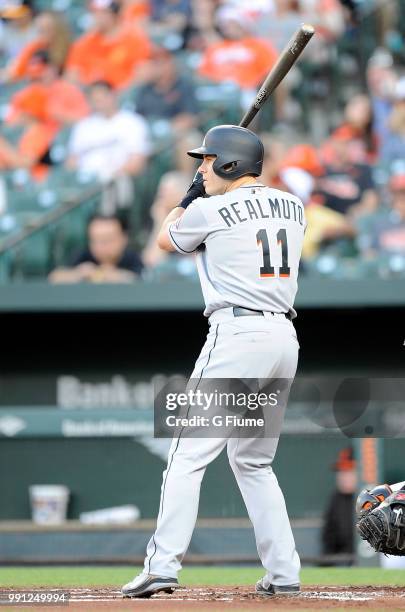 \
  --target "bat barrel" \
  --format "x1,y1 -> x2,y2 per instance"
239,24 -> 315,129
